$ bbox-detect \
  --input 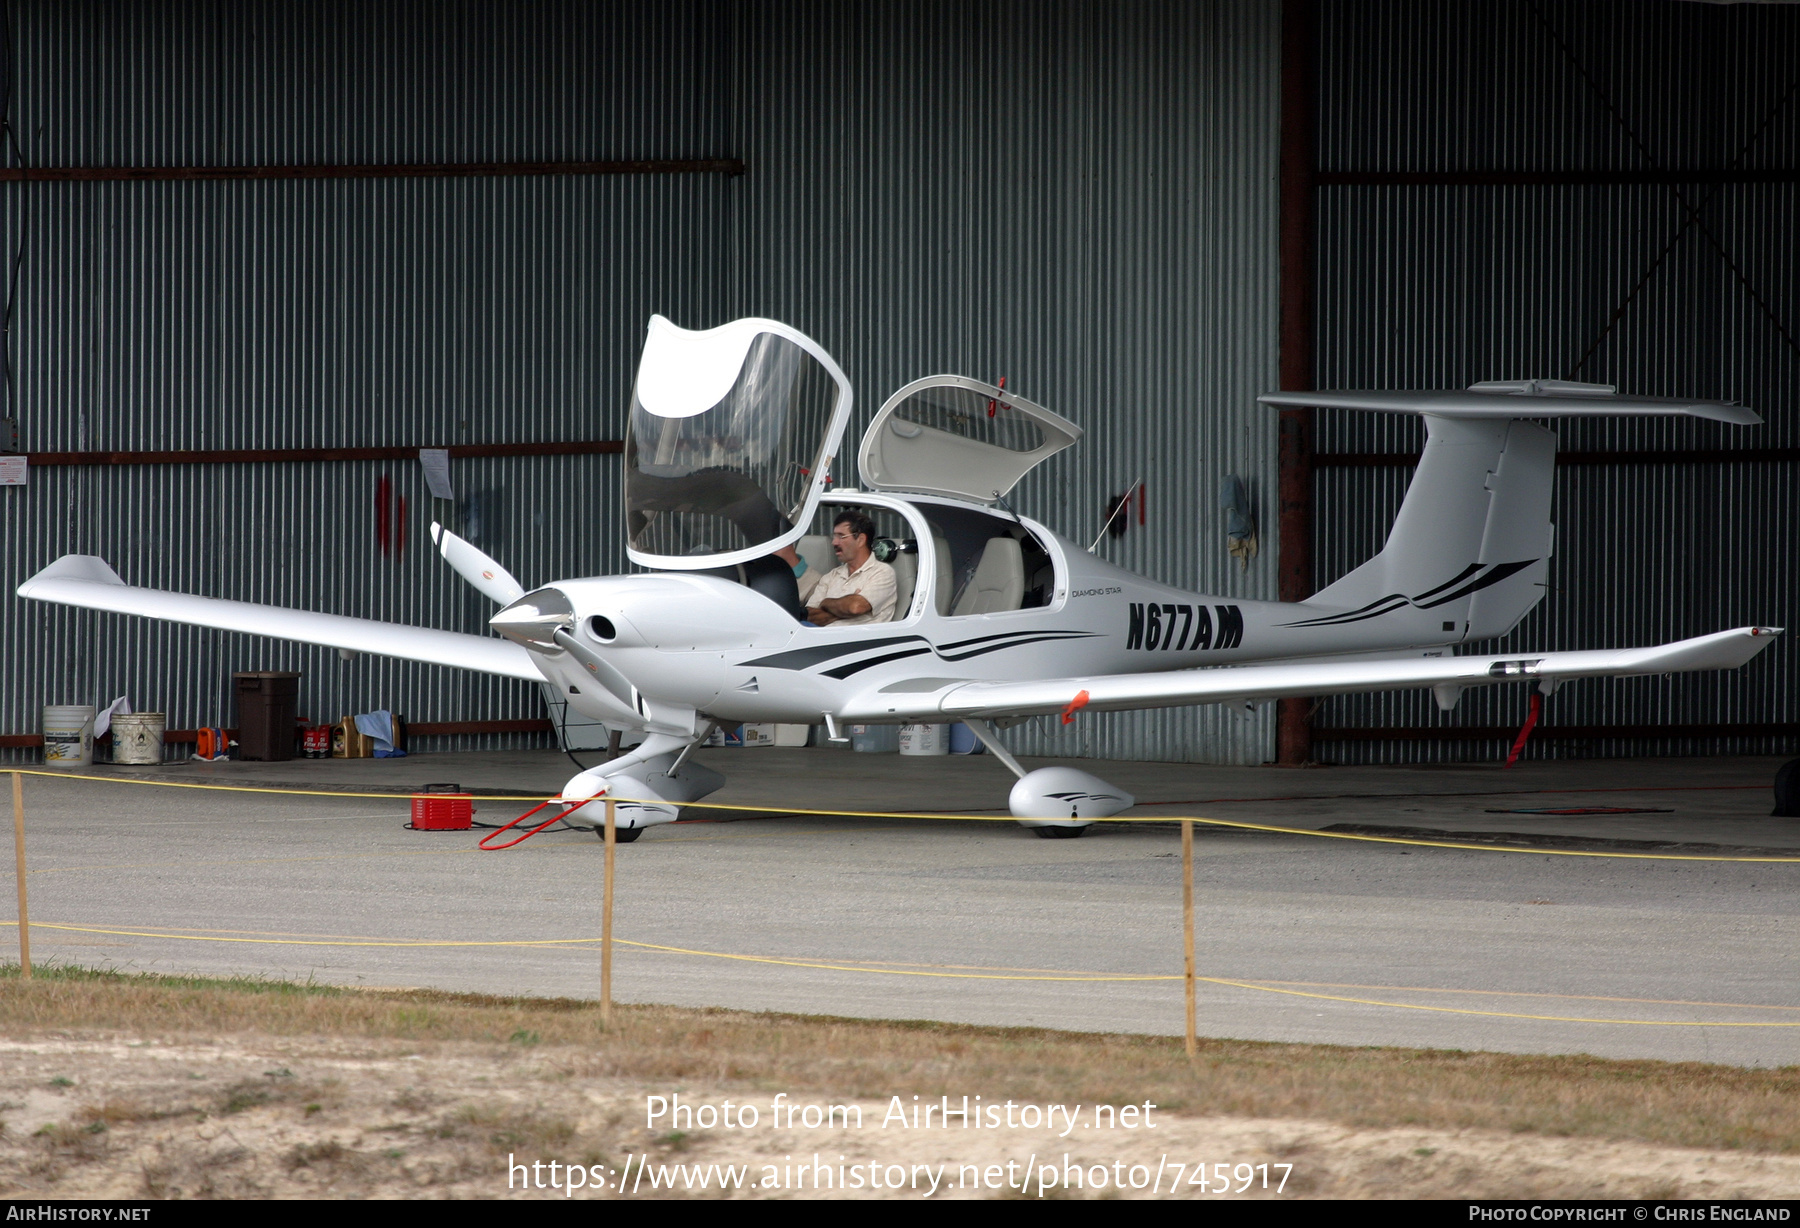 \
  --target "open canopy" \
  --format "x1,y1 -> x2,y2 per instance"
625,316 -> 853,570
857,375 -> 1081,504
